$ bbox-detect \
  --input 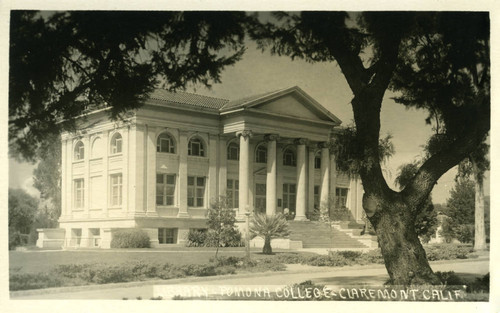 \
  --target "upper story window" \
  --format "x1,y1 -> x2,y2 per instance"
110,133 -> 122,155
91,137 -> 102,158
283,148 -> 296,166
74,141 -> 85,160
157,132 -> 175,153
188,137 -> 205,157
256,144 -> 267,163
314,154 -> 321,169
227,142 -> 239,160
